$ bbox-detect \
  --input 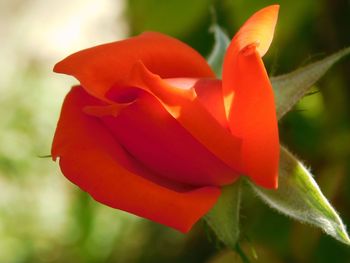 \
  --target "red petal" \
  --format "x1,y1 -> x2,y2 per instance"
53,32 -> 214,101
222,6 -> 280,189
223,49 -> 279,189
126,62 -> 243,175
227,5 -> 279,58
90,89 -> 238,187
223,5 -> 279,115
52,86 -> 220,232
192,78 -> 228,129
163,78 -> 228,128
